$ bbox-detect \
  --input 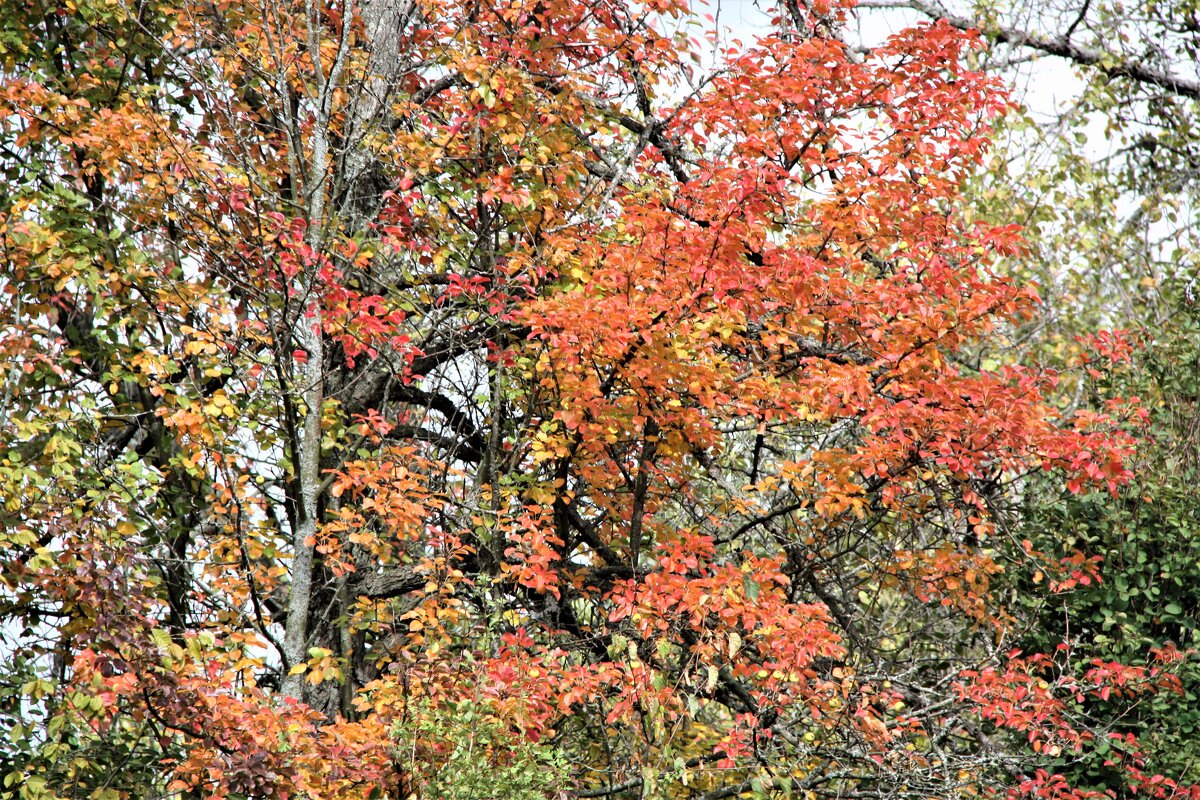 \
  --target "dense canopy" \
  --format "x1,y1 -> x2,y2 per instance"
0,0 -> 1193,799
